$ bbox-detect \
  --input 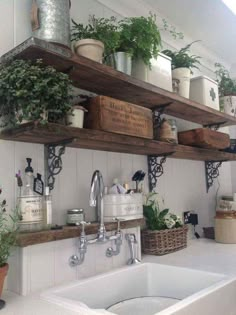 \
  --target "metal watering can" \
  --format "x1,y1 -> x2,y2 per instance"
31,0 -> 71,48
